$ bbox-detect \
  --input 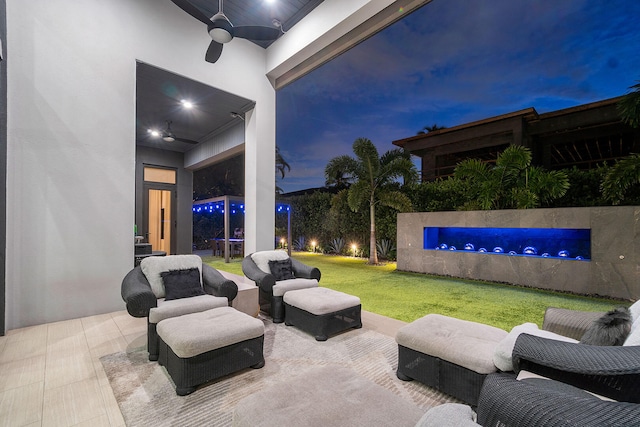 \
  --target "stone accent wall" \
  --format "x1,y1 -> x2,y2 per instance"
397,207 -> 639,300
